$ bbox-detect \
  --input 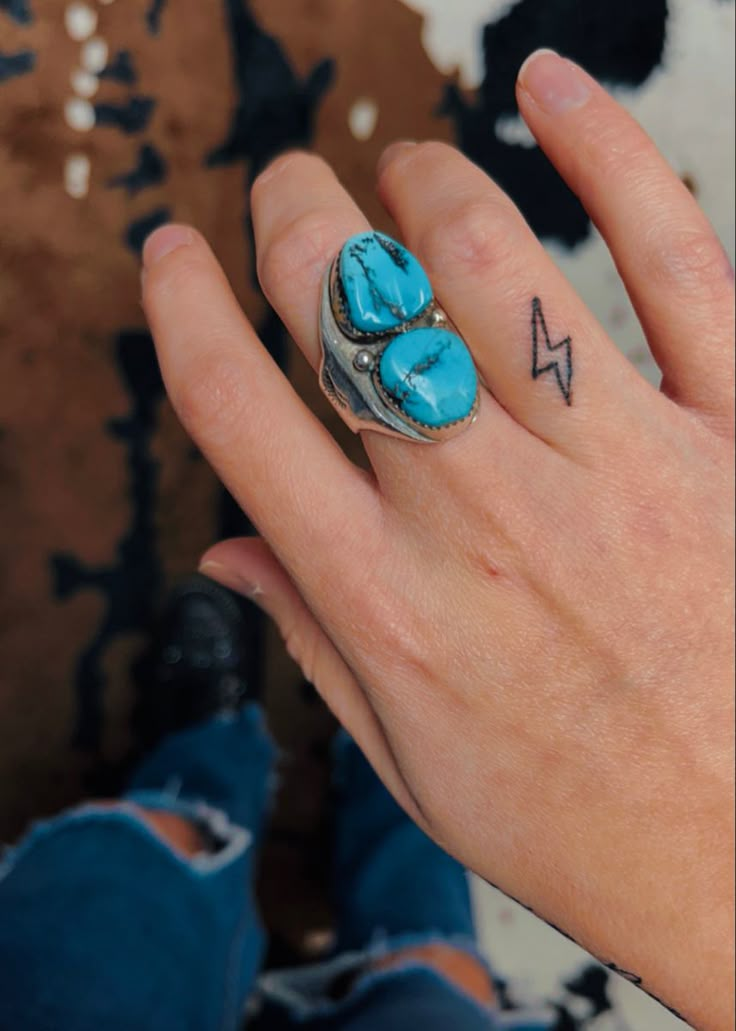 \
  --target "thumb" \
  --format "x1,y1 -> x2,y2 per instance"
198,537 -> 420,821
200,535 -> 339,689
